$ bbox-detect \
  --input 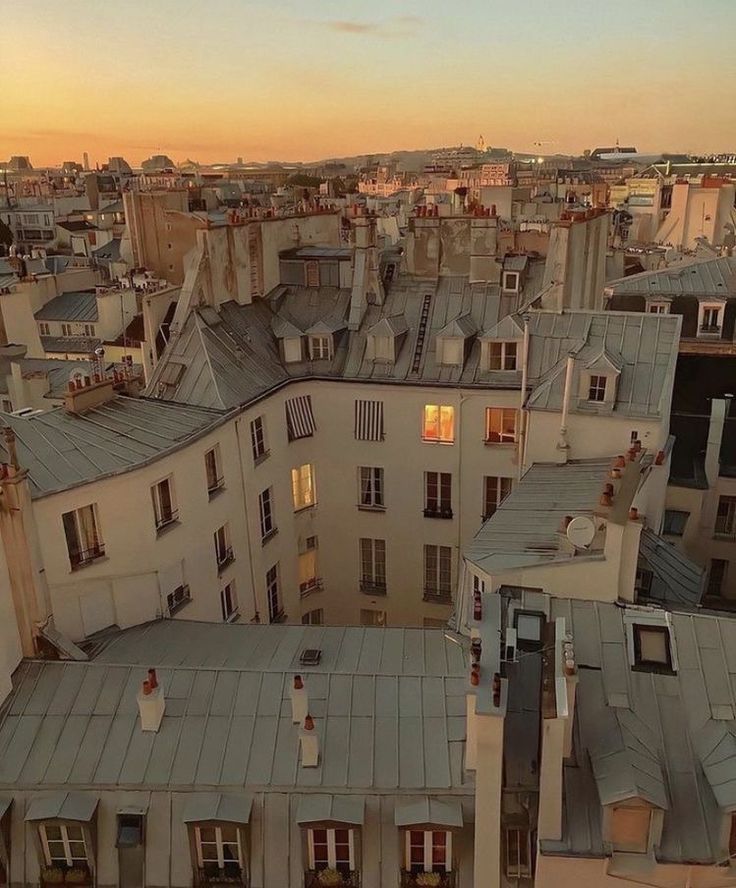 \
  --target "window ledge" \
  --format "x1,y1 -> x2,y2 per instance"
207,483 -> 226,500
423,591 -> 453,604
253,450 -> 270,467
299,579 -> 324,598
421,437 -> 455,445
361,581 -> 387,596
70,552 -> 107,572
358,504 -> 386,513
217,553 -> 235,574
294,504 -> 317,514
168,597 -> 192,616
155,517 -> 181,537
424,509 -> 454,520
483,439 -> 516,446
225,609 -> 240,624
261,527 -> 279,546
